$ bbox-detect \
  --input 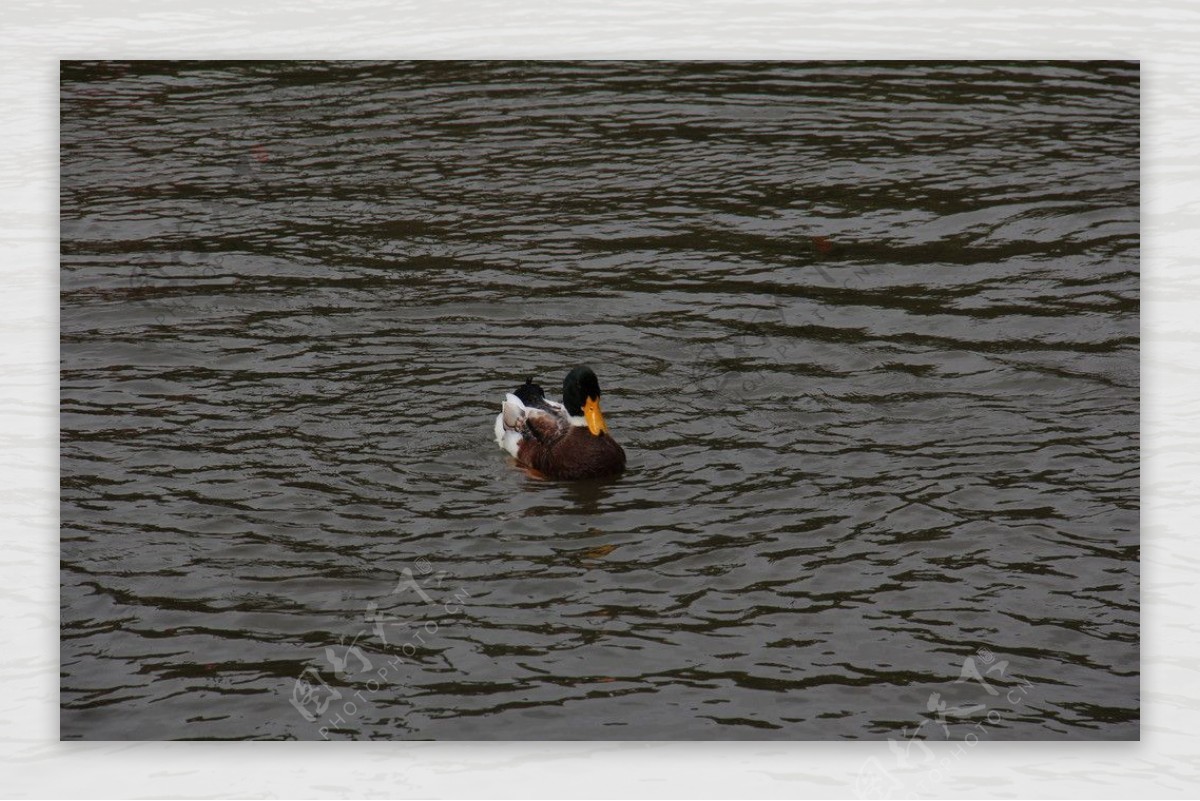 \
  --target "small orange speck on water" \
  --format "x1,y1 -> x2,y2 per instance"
251,145 -> 270,163
812,235 -> 833,254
